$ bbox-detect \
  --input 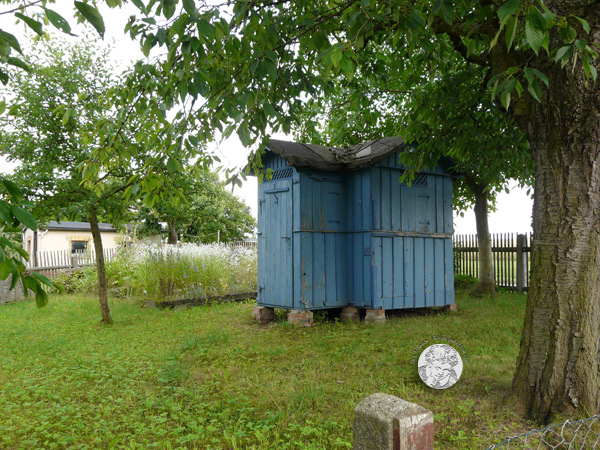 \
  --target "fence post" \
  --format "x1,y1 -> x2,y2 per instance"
71,253 -> 79,270
353,393 -> 434,450
516,234 -> 527,292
